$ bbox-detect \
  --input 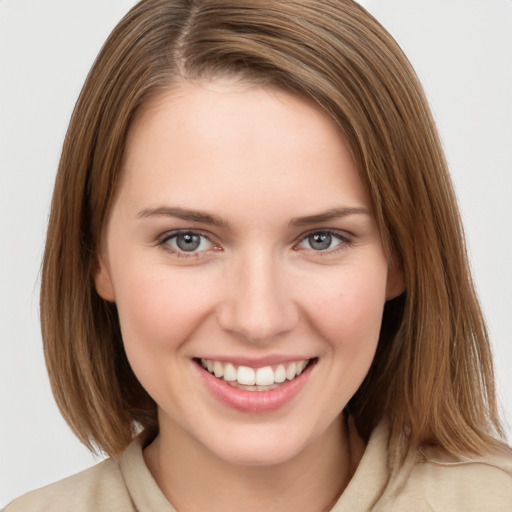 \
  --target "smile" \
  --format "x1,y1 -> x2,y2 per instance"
199,358 -> 313,391
195,357 -> 317,412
